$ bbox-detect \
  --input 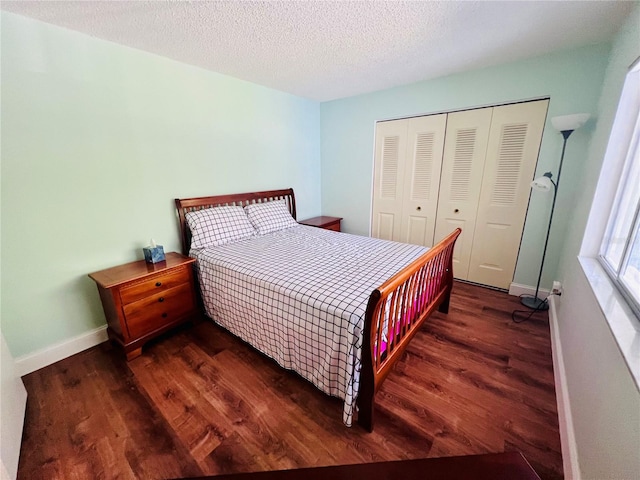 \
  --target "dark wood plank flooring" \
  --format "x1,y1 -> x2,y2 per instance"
17,281 -> 563,479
